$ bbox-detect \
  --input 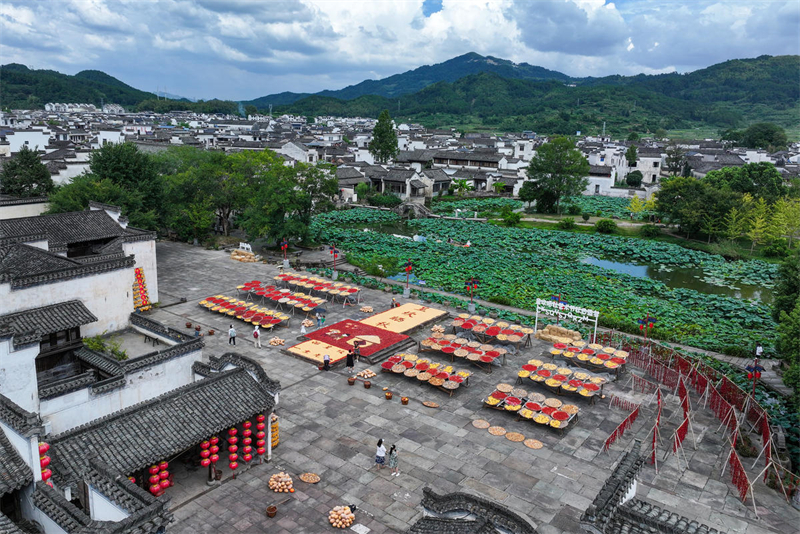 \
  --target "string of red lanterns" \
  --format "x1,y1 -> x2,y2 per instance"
39,442 -> 54,488
256,414 -> 267,457
228,428 -> 239,473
